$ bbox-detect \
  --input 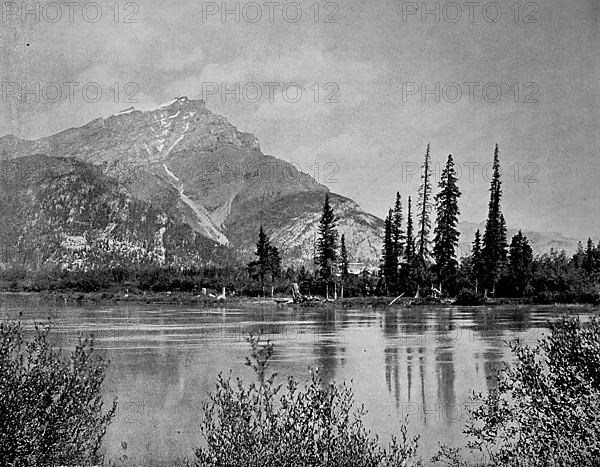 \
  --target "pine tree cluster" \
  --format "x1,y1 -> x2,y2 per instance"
248,226 -> 281,283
